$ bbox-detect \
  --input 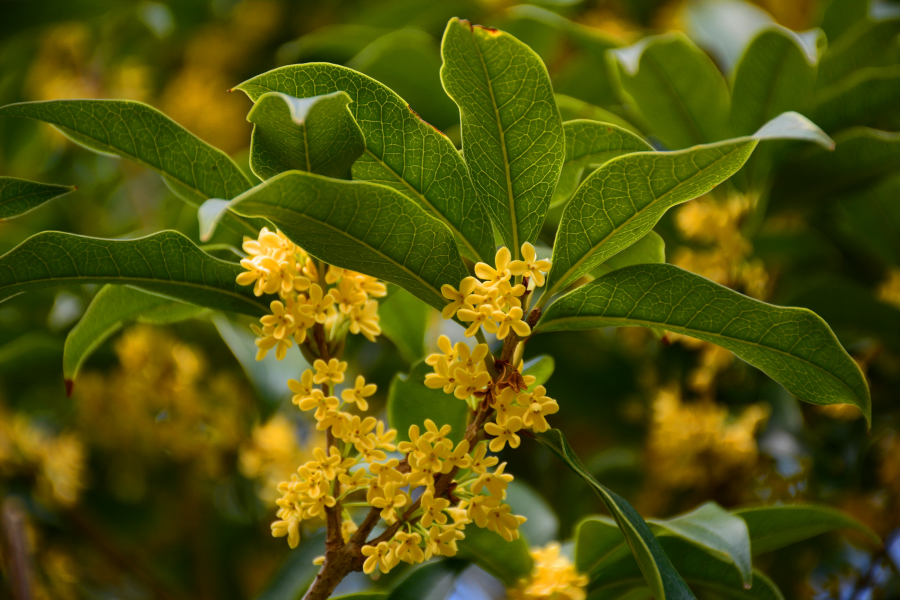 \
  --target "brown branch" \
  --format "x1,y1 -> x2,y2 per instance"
2,498 -> 33,600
